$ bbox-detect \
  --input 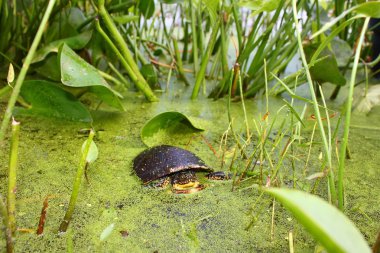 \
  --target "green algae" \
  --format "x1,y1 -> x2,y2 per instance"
0,90 -> 379,252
